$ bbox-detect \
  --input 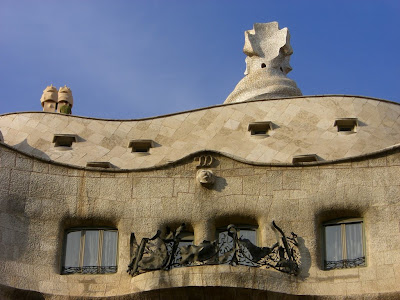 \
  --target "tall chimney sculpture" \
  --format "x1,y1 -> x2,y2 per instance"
224,22 -> 302,103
